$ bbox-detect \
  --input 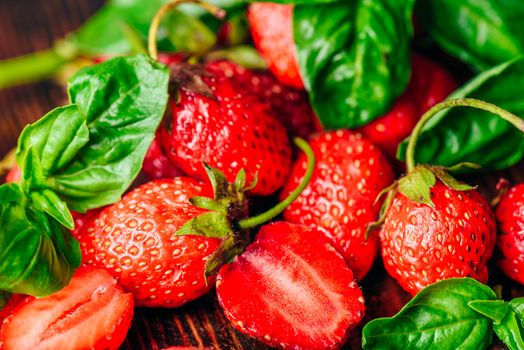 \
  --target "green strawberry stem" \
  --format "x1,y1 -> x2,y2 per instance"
238,137 -> 315,230
0,41 -> 78,89
405,98 -> 524,173
147,0 -> 225,61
